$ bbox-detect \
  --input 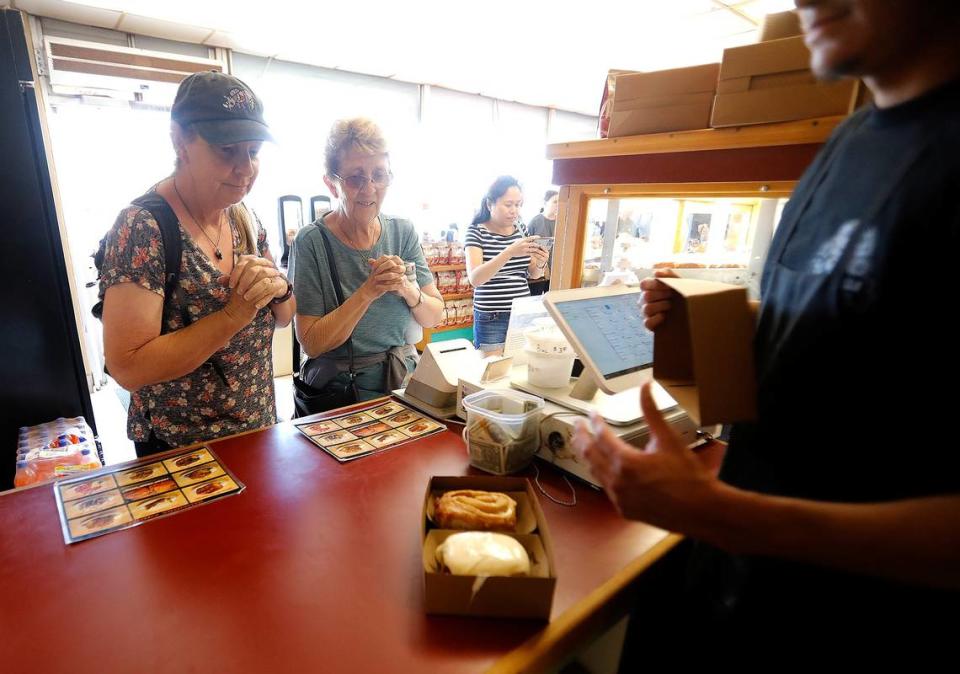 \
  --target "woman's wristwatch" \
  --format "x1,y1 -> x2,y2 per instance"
271,279 -> 294,305
407,286 -> 423,309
